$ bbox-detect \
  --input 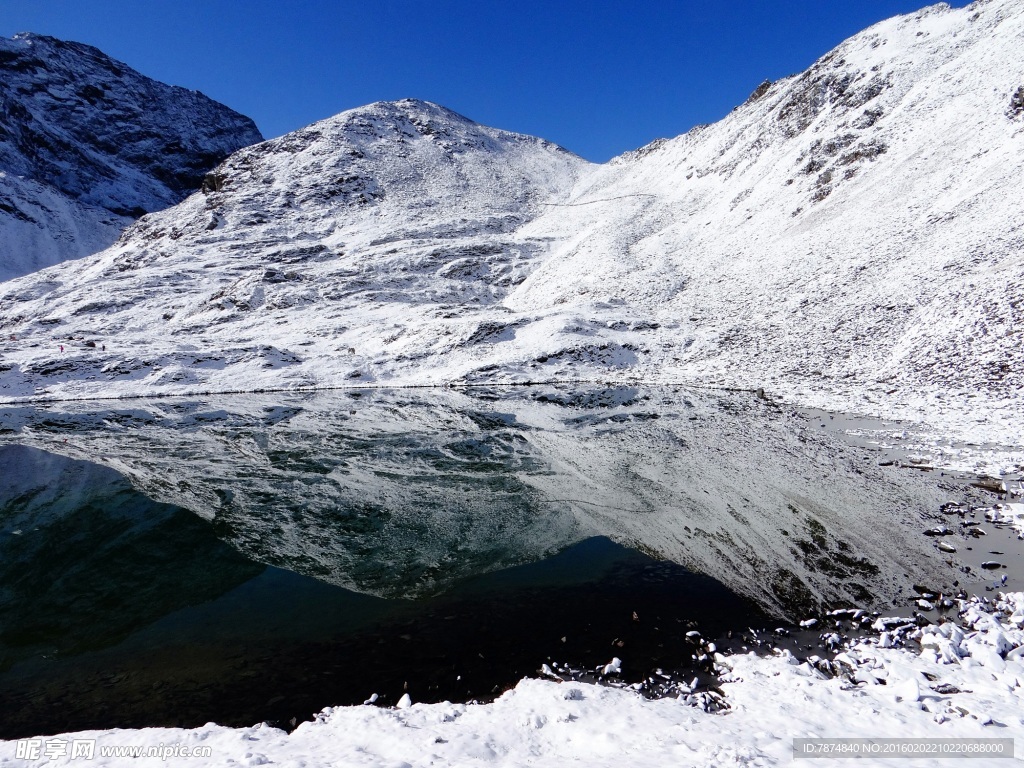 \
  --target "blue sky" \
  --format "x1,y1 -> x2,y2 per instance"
1,0 -> 966,161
